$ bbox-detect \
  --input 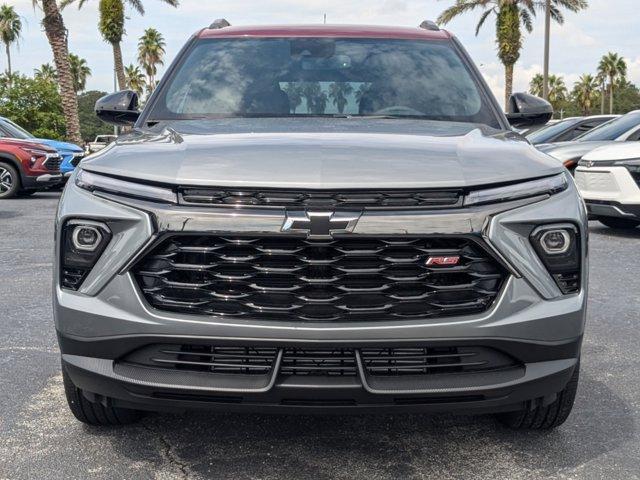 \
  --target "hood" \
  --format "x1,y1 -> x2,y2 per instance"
536,140 -> 614,161
0,138 -> 58,153
582,142 -> 640,162
82,118 -> 563,190
34,138 -> 82,154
